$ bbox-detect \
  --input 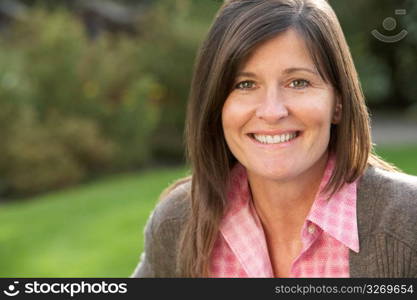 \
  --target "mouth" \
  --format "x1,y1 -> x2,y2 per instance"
248,131 -> 301,145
